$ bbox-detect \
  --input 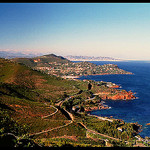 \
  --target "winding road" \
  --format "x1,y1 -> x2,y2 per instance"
29,97 -> 74,137
29,94 -> 142,147
29,95 -> 120,141
42,105 -> 58,119
78,122 -> 120,141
